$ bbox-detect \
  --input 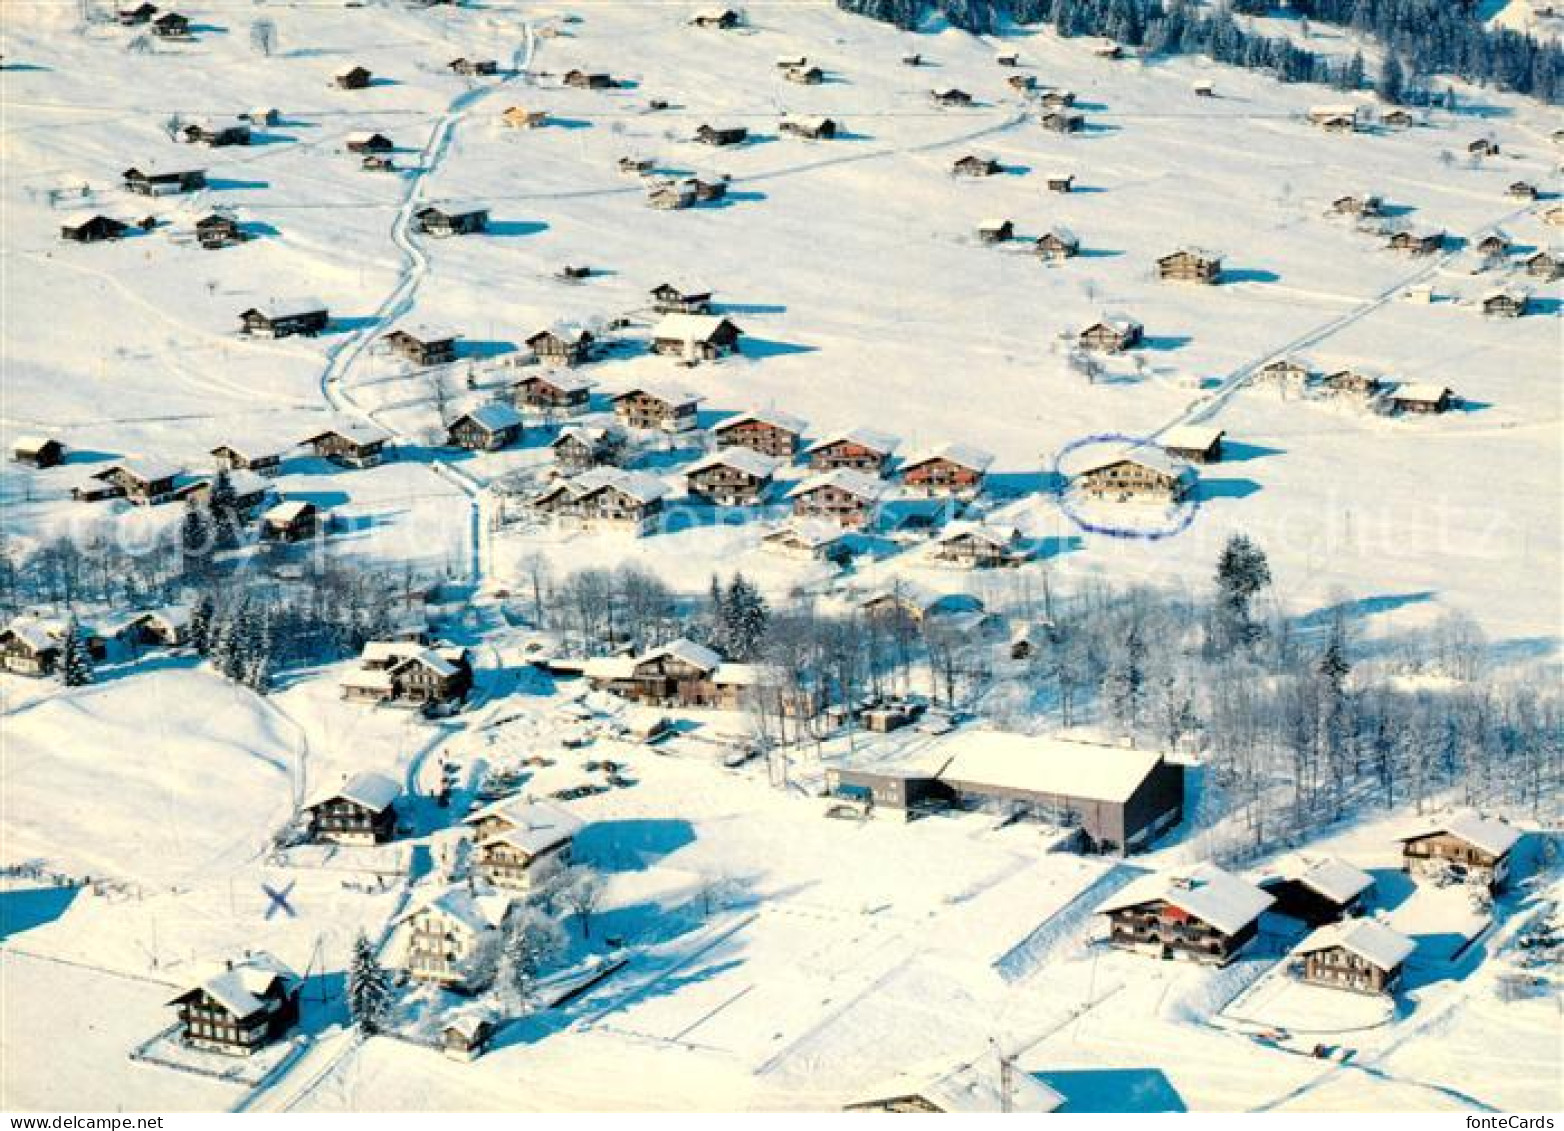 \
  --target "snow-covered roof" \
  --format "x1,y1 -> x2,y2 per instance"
686,447 -> 780,479
443,1011 -> 493,1040
900,441 -> 994,473
786,468 -> 886,502
1271,856 -> 1375,905
978,217 -> 1013,231
926,730 -> 1168,805
579,468 -> 671,504
386,322 -> 459,343
304,421 -> 386,445
854,1053 -> 1064,1114
612,385 -> 702,410
782,115 -> 834,133
1160,424 -> 1225,451
1097,863 -> 1274,936
1389,383 -> 1453,404
1159,245 -> 1223,262
1037,226 -> 1079,245
93,458 -> 183,484
711,662 -> 770,687
715,407 -> 806,436
581,654 -> 636,680
522,369 -> 596,394
763,520 -> 845,548
1072,445 -> 1191,482
13,435 -> 58,455
1394,812 -> 1520,857
248,296 -> 327,319
934,521 -> 1018,548
1296,918 -> 1415,971
310,770 -> 400,814
169,953 -> 298,1019
805,427 -> 900,456
1,617 -> 60,653
339,667 -> 396,692
1082,313 -> 1143,336
464,797 -> 584,856
395,885 -> 513,935
650,313 -> 742,343
457,402 -> 524,433
552,424 -> 609,448
642,637 -> 722,672
264,499 -> 314,524
1310,103 -> 1361,117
